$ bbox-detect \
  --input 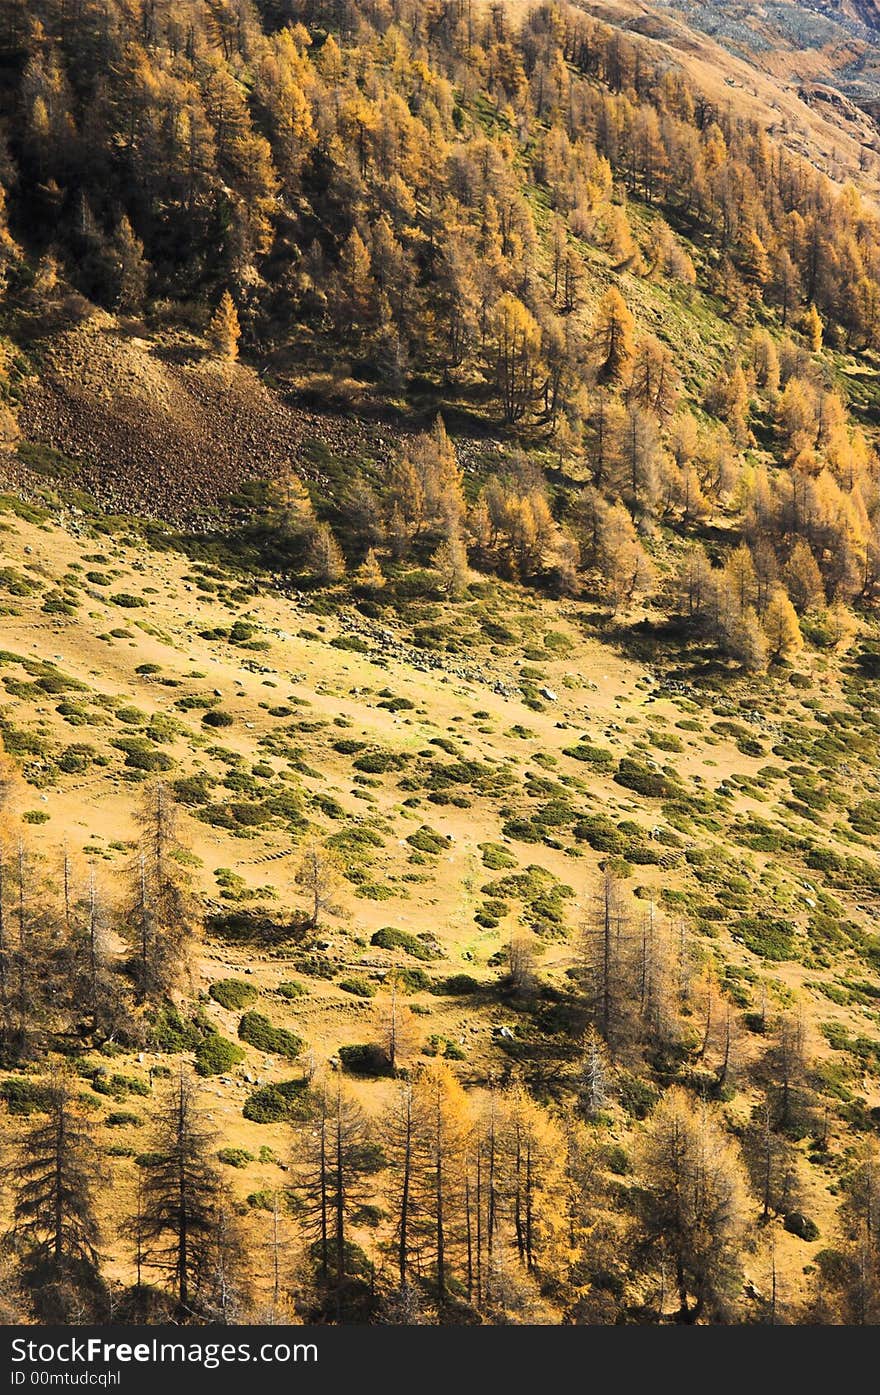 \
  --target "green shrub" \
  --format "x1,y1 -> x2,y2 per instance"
218,1147 -> 254,1168
0,1079 -> 51,1115
243,1080 -> 310,1124
112,736 -> 174,772
203,710 -> 234,728
479,842 -> 517,870
392,967 -> 431,993
238,1012 -> 303,1060
148,1005 -> 203,1053
614,758 -> 677,799
339,975 -> 376,999
195,1031 -> 244,1076
432,974 -> 481,996
618,1073 -> 659,1120
563,742 -> 615,770
277,980 -> 308,1000
739,916 -> 797,962
209,978 -> 258,1010
784,1212 -> 819,1242
353,750 -> 409,774
370,926 -> 436,960
406,826 -> 451,854
338,1043 -> 391,1077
